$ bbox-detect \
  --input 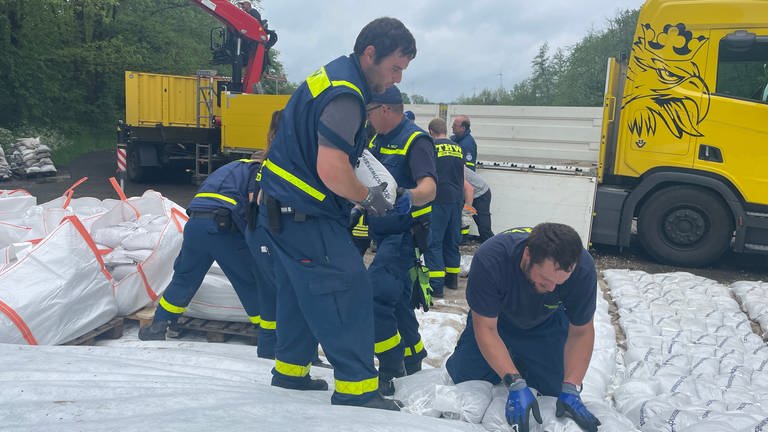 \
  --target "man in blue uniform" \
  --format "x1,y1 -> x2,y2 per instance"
425,118 -> 465,298
366,85 -> 437,395
138,158 -> 262,341
256,18 -> 416,410
464,166 -> 494,243
451,115 -> 478,171
446,223 -> 601,432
